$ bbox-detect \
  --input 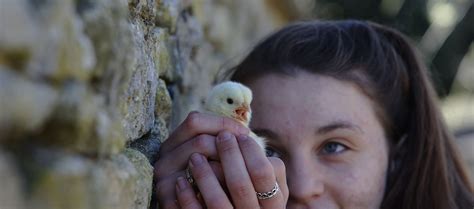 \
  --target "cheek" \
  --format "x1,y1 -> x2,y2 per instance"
330,147 -> 388,208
